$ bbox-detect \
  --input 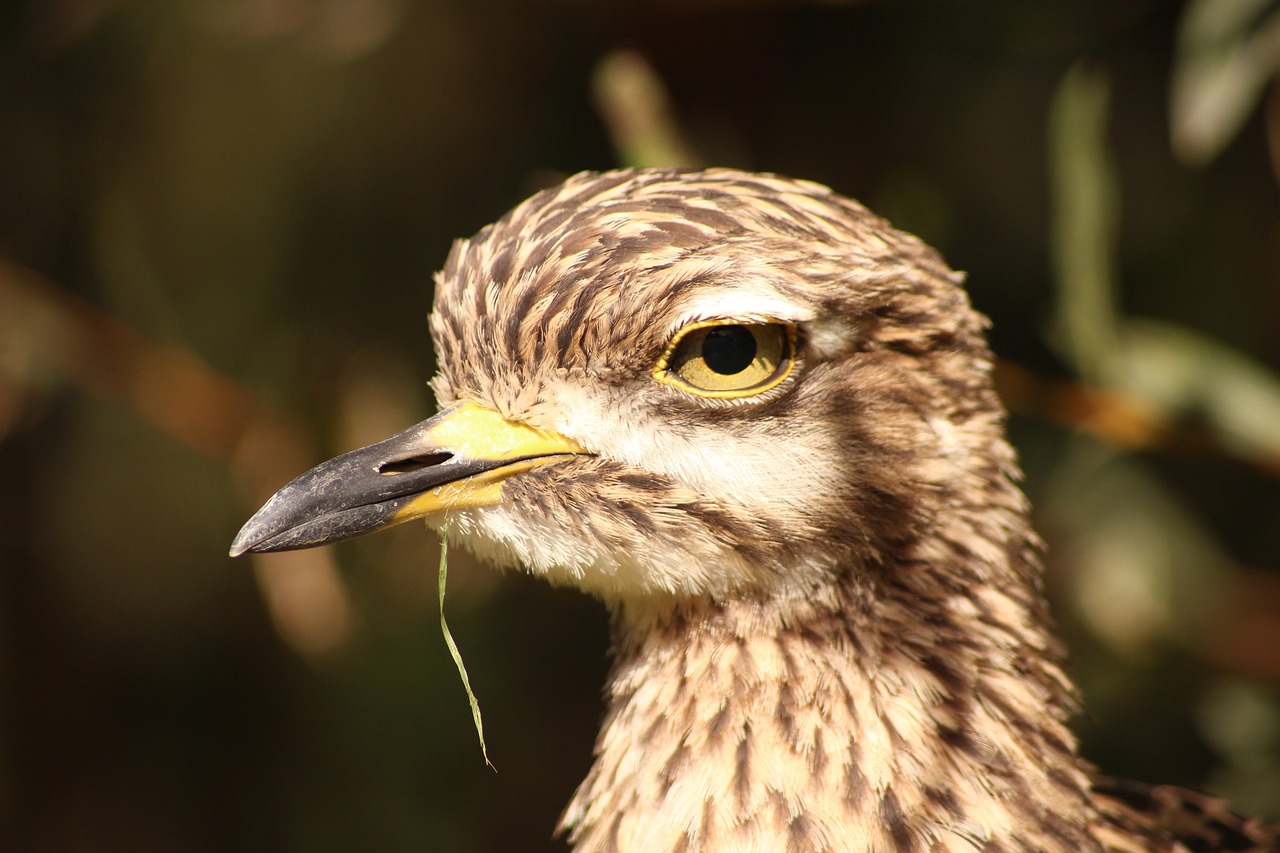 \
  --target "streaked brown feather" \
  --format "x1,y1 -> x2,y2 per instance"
1093,777 -> 1279,852
269,167 -> 1280,851
420,168 -> 1280,851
